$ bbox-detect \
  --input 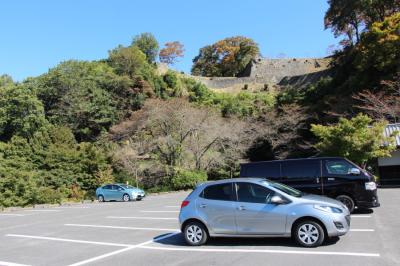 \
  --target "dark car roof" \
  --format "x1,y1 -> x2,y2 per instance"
240,157 -> 346,165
